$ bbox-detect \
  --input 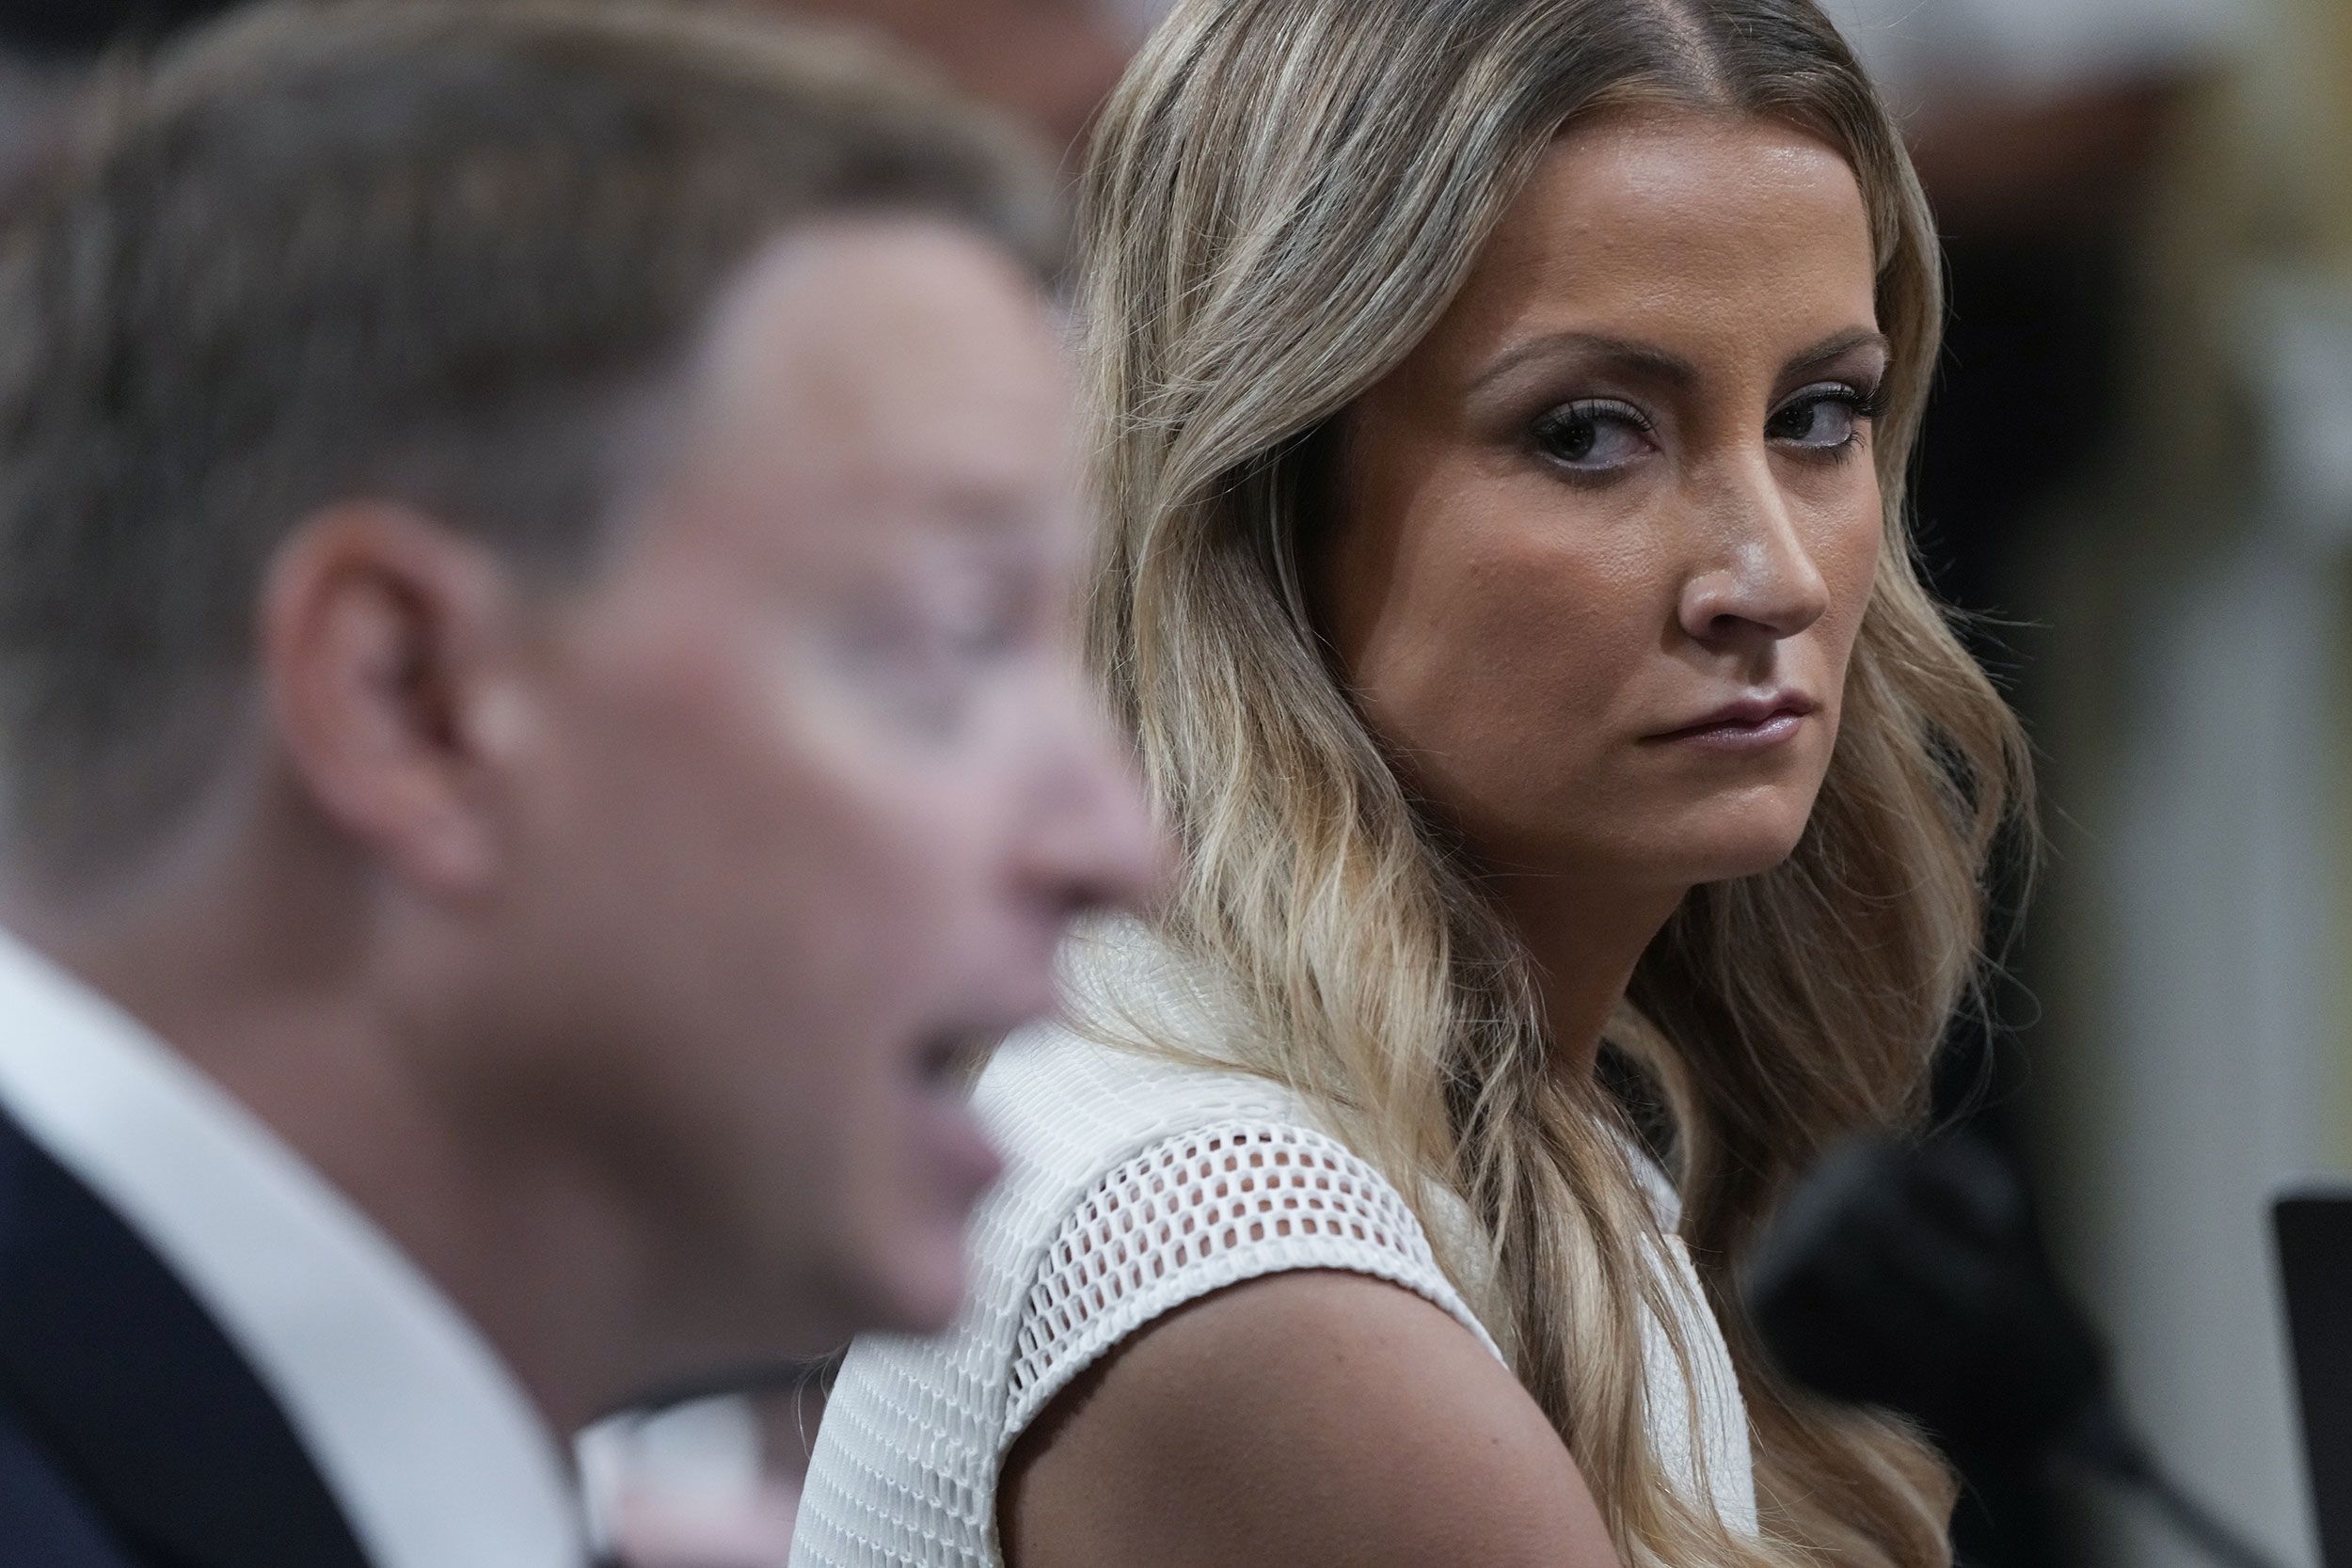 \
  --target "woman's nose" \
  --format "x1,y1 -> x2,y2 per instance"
1675,462 -> 1835,648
